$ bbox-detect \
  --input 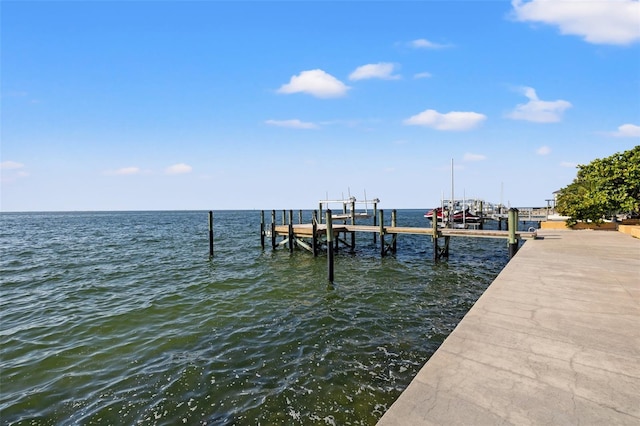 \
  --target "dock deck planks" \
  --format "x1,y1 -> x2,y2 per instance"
273,224 -> 537,240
